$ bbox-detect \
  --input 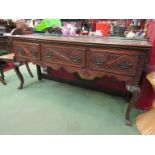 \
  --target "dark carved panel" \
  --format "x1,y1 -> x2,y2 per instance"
89,48 -> 141,77
41,44 -> 86,68
14,42 -> 28,59
28,44 -> 40,60
14,41 -> 40,61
